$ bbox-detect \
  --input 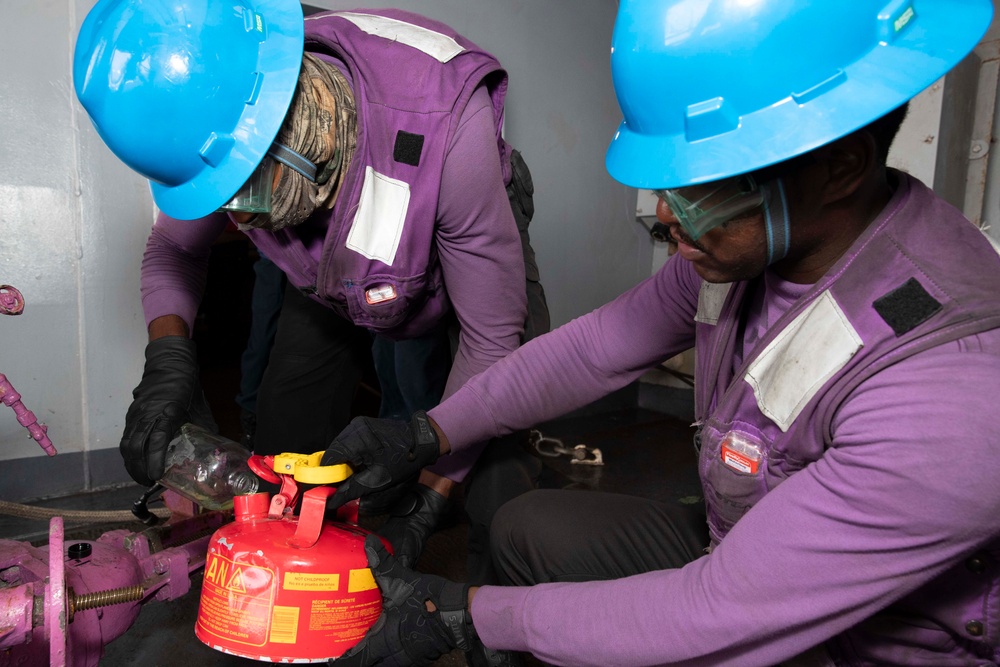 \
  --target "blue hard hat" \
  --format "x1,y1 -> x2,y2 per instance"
606,0 -> 994,190
74,0 -> 305,220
